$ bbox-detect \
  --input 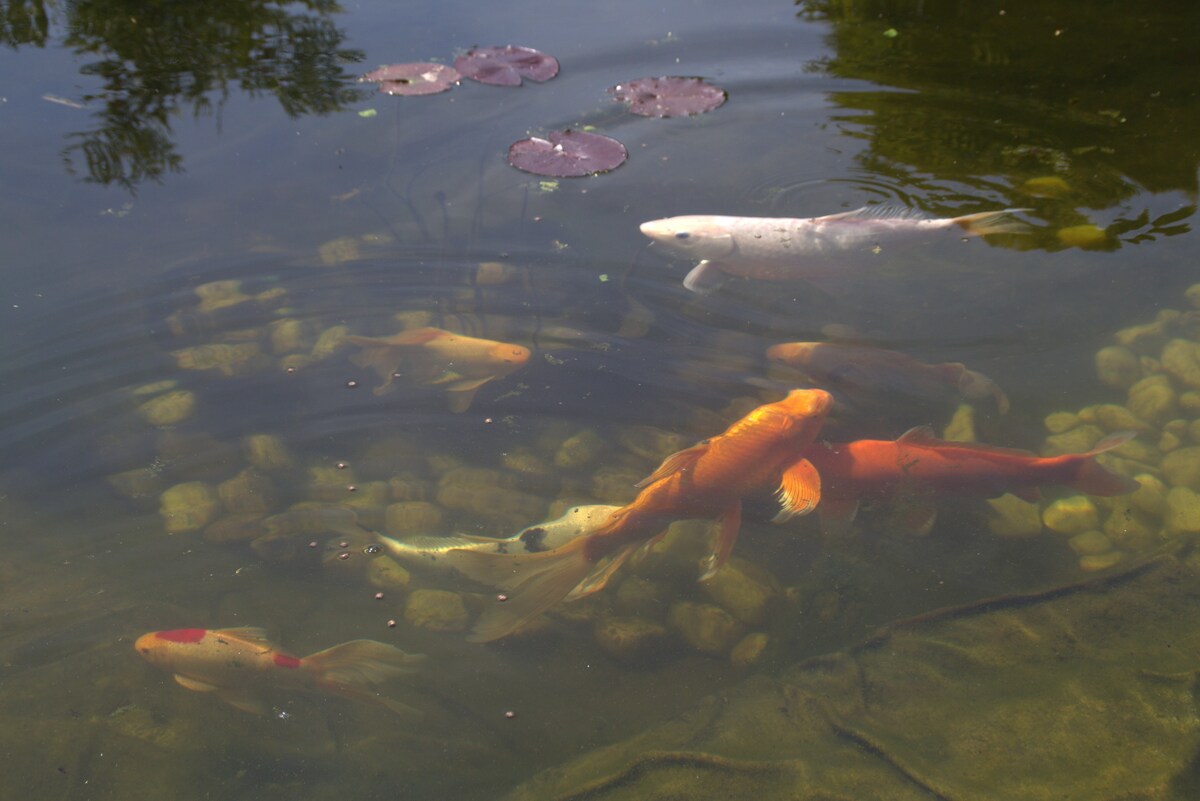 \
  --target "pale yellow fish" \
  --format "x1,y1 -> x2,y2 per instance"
347,326 -> 530,412
639,205 -> 1031,293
